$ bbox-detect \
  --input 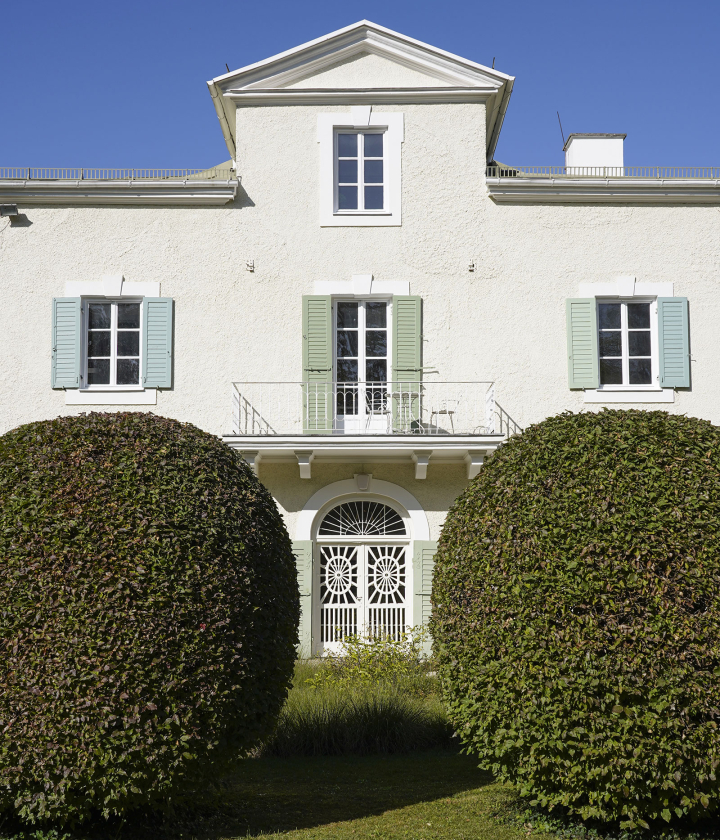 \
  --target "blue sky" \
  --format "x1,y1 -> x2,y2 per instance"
3,0 -> 718,168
